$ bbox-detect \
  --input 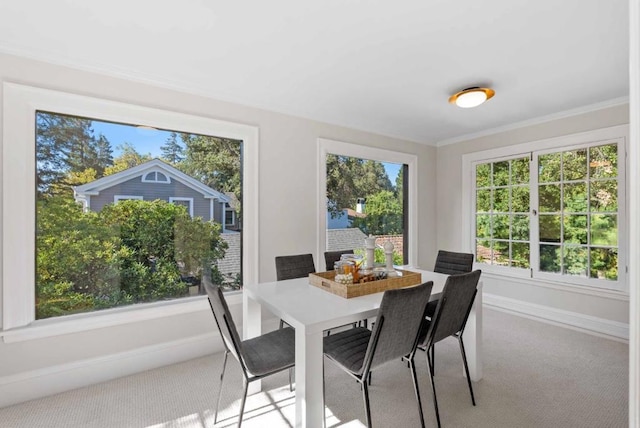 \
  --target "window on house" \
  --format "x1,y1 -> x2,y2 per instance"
472,140 -> 624,290
114,195 -> 143,202
225,205 -> 235,226
169,197 -> 194,217
143,171 -> 170,183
